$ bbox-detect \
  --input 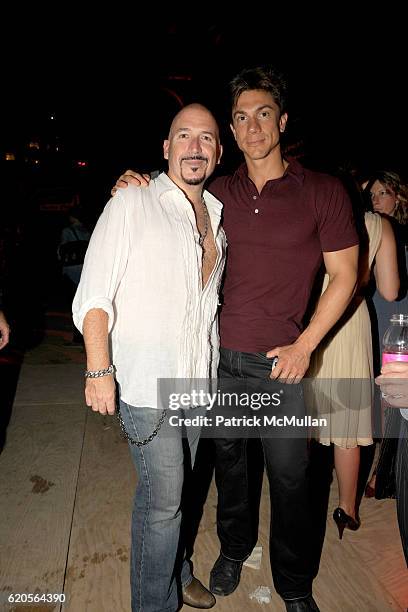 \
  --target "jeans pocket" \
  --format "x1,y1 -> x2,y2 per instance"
254,352 -> 274,363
